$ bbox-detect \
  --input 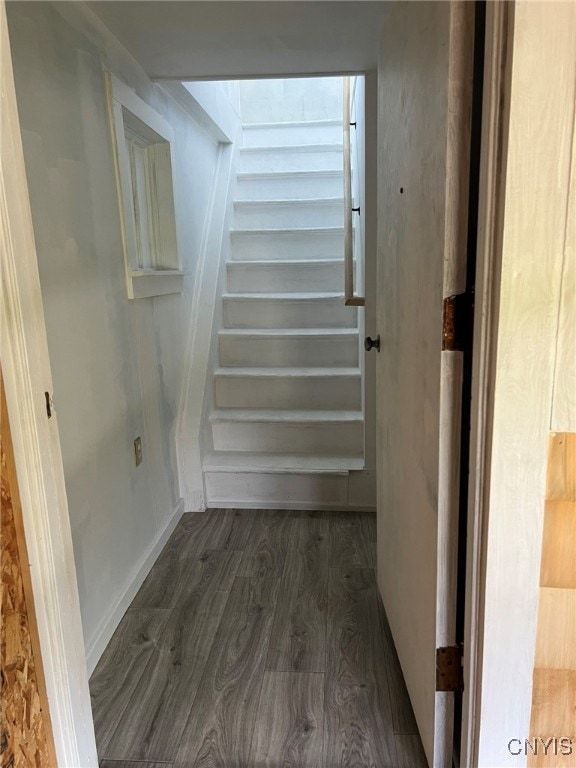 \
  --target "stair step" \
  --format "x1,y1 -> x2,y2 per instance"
236,170 -> 344,201
219,328 -> 358,368
230,227 -> 344,261
214,367 -> 361,410
210,409 -> 364,454
234,198 -> 344,229
223,293 -> 357,329
239,144 -> 343,173
226,259 -> 346,293
204,451 -> 364,474
242,119 -> 343,148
